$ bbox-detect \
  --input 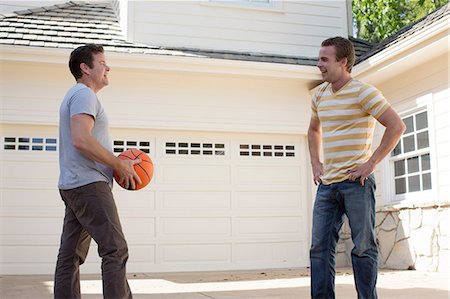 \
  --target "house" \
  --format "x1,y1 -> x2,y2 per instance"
336,4 -> 449,272
0,0 -> 448,275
